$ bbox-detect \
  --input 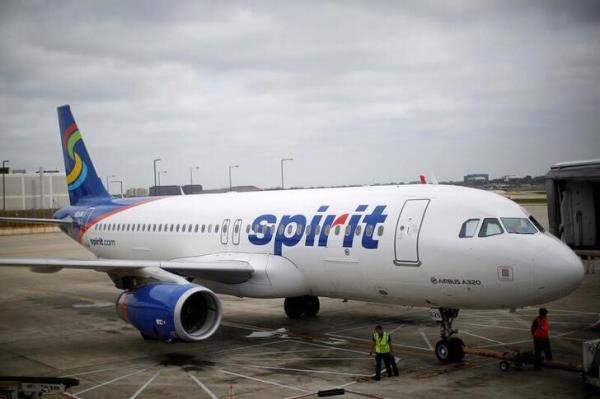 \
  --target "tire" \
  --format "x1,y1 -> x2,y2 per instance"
304,296 -> 320,317
499,361 -> 510,372
449,337 -> 465,362
435,340 -> 452,363
284,297 -> 304,319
